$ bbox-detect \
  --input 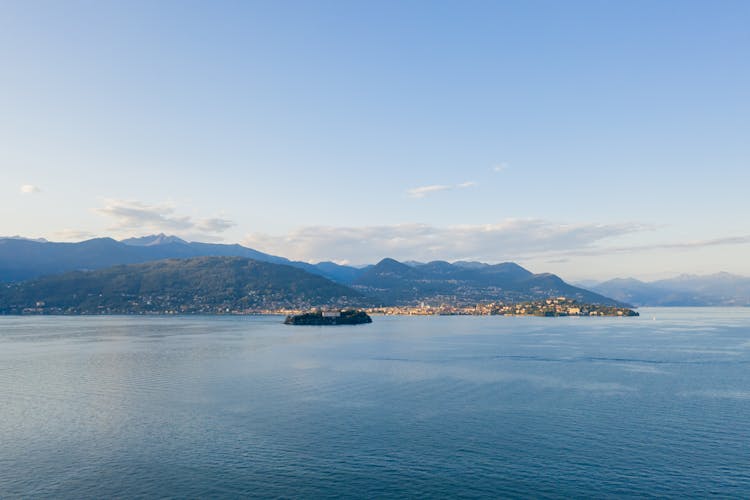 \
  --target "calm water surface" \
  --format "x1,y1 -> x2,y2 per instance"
1,308 -> 749,498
